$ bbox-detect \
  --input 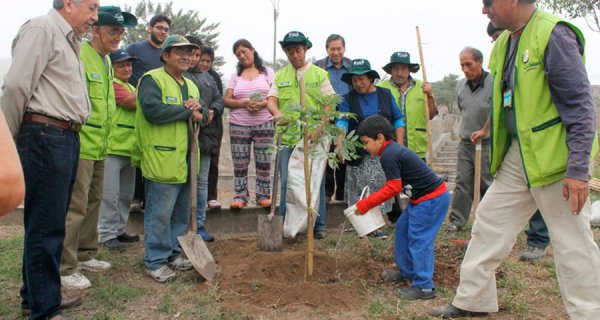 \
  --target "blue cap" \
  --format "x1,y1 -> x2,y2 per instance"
110,49 -> 137,63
